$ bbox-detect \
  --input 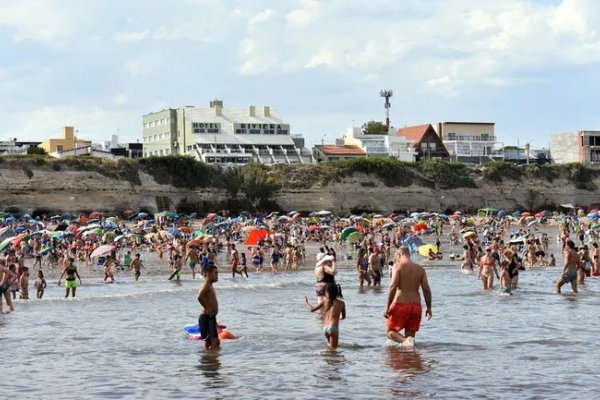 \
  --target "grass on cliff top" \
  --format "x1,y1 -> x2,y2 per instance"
2,155 -> 600,191
483,161 -> 599,190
